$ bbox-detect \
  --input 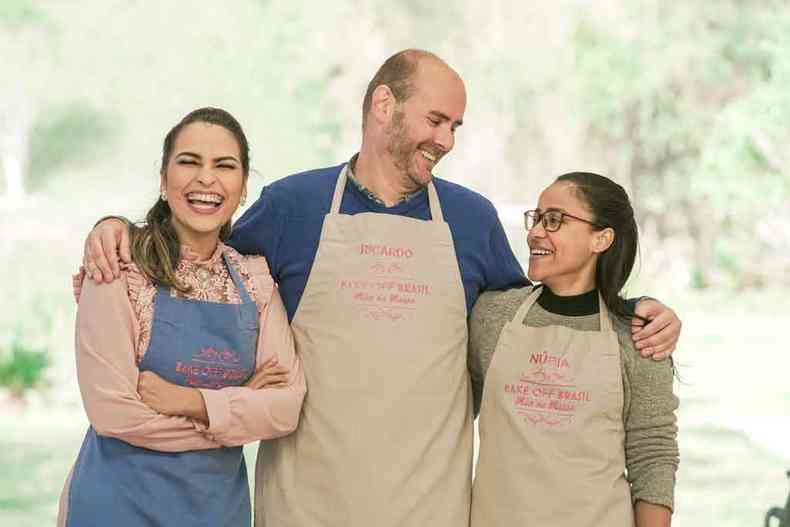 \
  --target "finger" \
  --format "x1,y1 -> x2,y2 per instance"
72,269 -> 85,303
245,363 -> 290,384
260,374 -> 291,387
639,340 -> 674,359
84,262 -> 100,283
635,320 -> 676,351
83,239 -> 101,283
101,227 -> 121,279
632,313 -> 672,343
651,345 -> 674,361
248,365 -> 289,381
631,318 -> 646,332
262,372 -> 290,383
249,373 -> 290,389
118,225 -> 132,264
633,298 -> 661,320
88,233 -> 113,282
